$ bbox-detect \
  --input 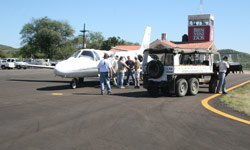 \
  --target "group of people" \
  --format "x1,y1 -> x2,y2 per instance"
97,53 -> 141,95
